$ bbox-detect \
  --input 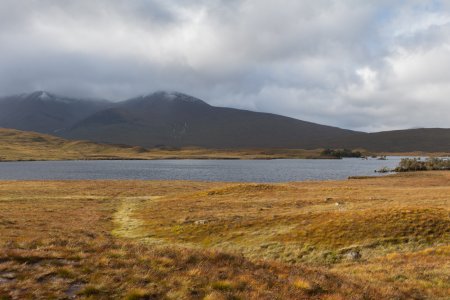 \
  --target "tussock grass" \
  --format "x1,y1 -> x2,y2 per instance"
0,173 -> 449,298
118,172 -> 448,298
204,184 -> 288,196
0,180 -> 390,299
285,207 -> 449,248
